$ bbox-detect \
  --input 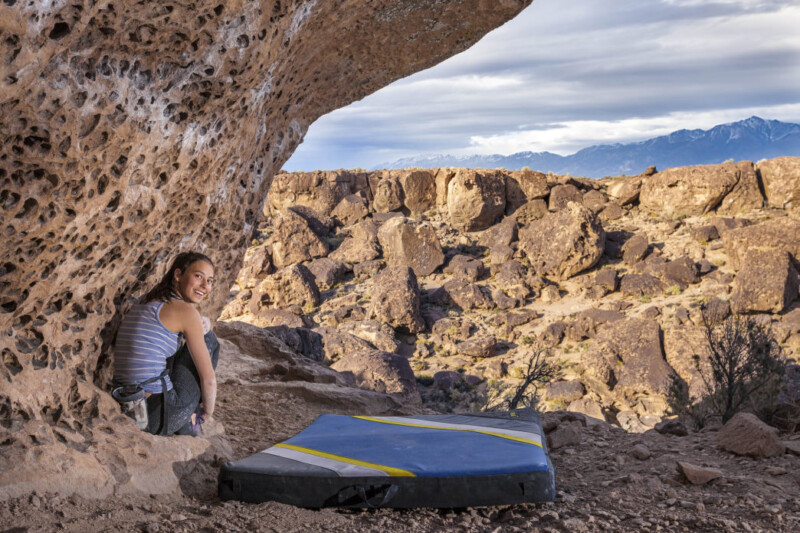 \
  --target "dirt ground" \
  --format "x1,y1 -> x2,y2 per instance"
2,365 -> 799,533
